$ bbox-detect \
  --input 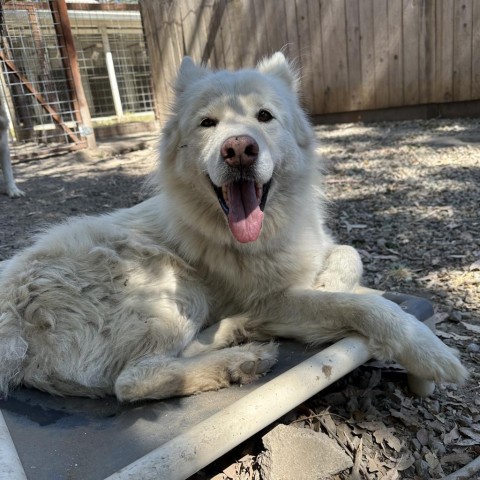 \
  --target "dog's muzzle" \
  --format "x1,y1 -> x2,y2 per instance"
210,135 -> 272,244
